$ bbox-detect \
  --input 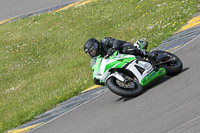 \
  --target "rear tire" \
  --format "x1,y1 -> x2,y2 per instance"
106,77 -> 143,97
152,51 -> 183,76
